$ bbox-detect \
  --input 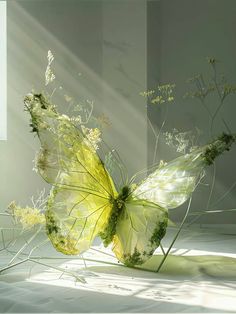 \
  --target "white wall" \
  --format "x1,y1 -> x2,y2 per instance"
0,1 -> 147,223
0,1 -> 7,140
147,0 -> 236,223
